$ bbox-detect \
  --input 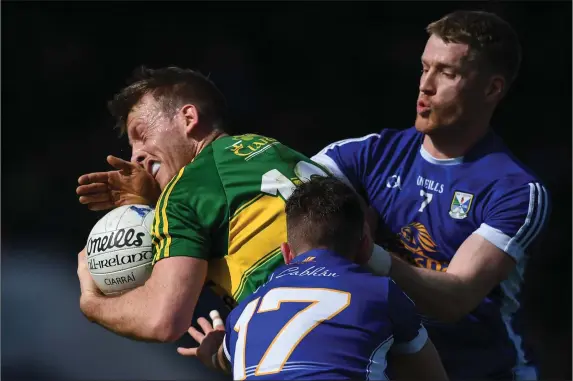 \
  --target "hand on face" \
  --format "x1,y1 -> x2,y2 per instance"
76,155 -> 161,211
